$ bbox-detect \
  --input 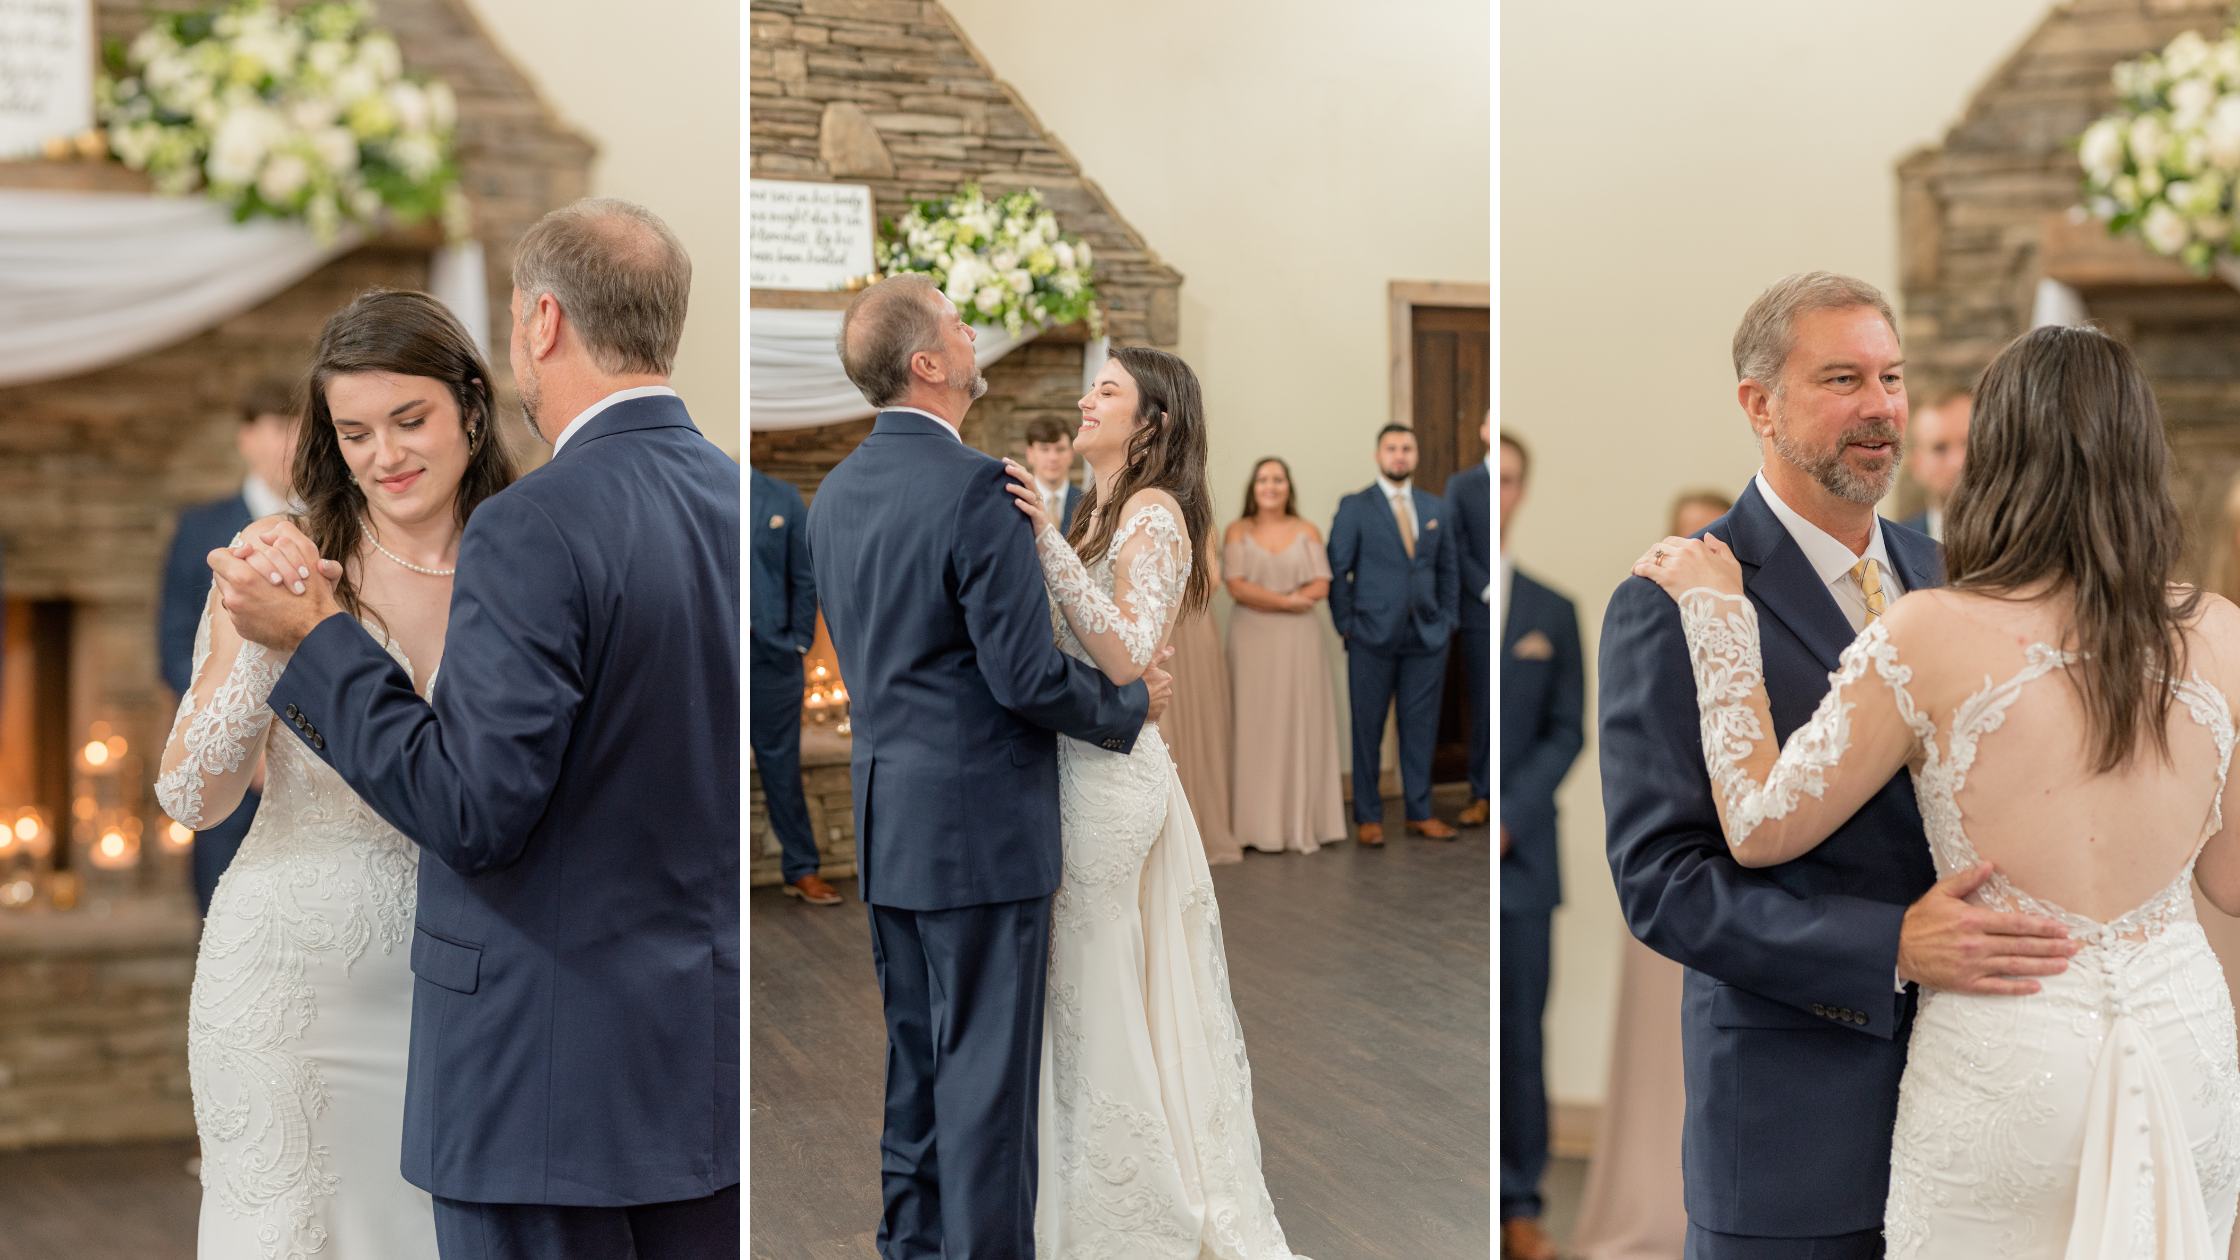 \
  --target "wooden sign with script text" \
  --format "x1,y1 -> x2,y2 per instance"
0,0 -> 93,160
750,180 -> 874,291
